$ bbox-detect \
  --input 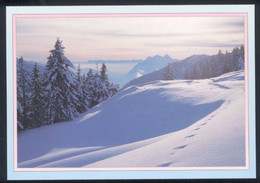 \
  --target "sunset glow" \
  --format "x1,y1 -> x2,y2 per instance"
16,15 -> 244,62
